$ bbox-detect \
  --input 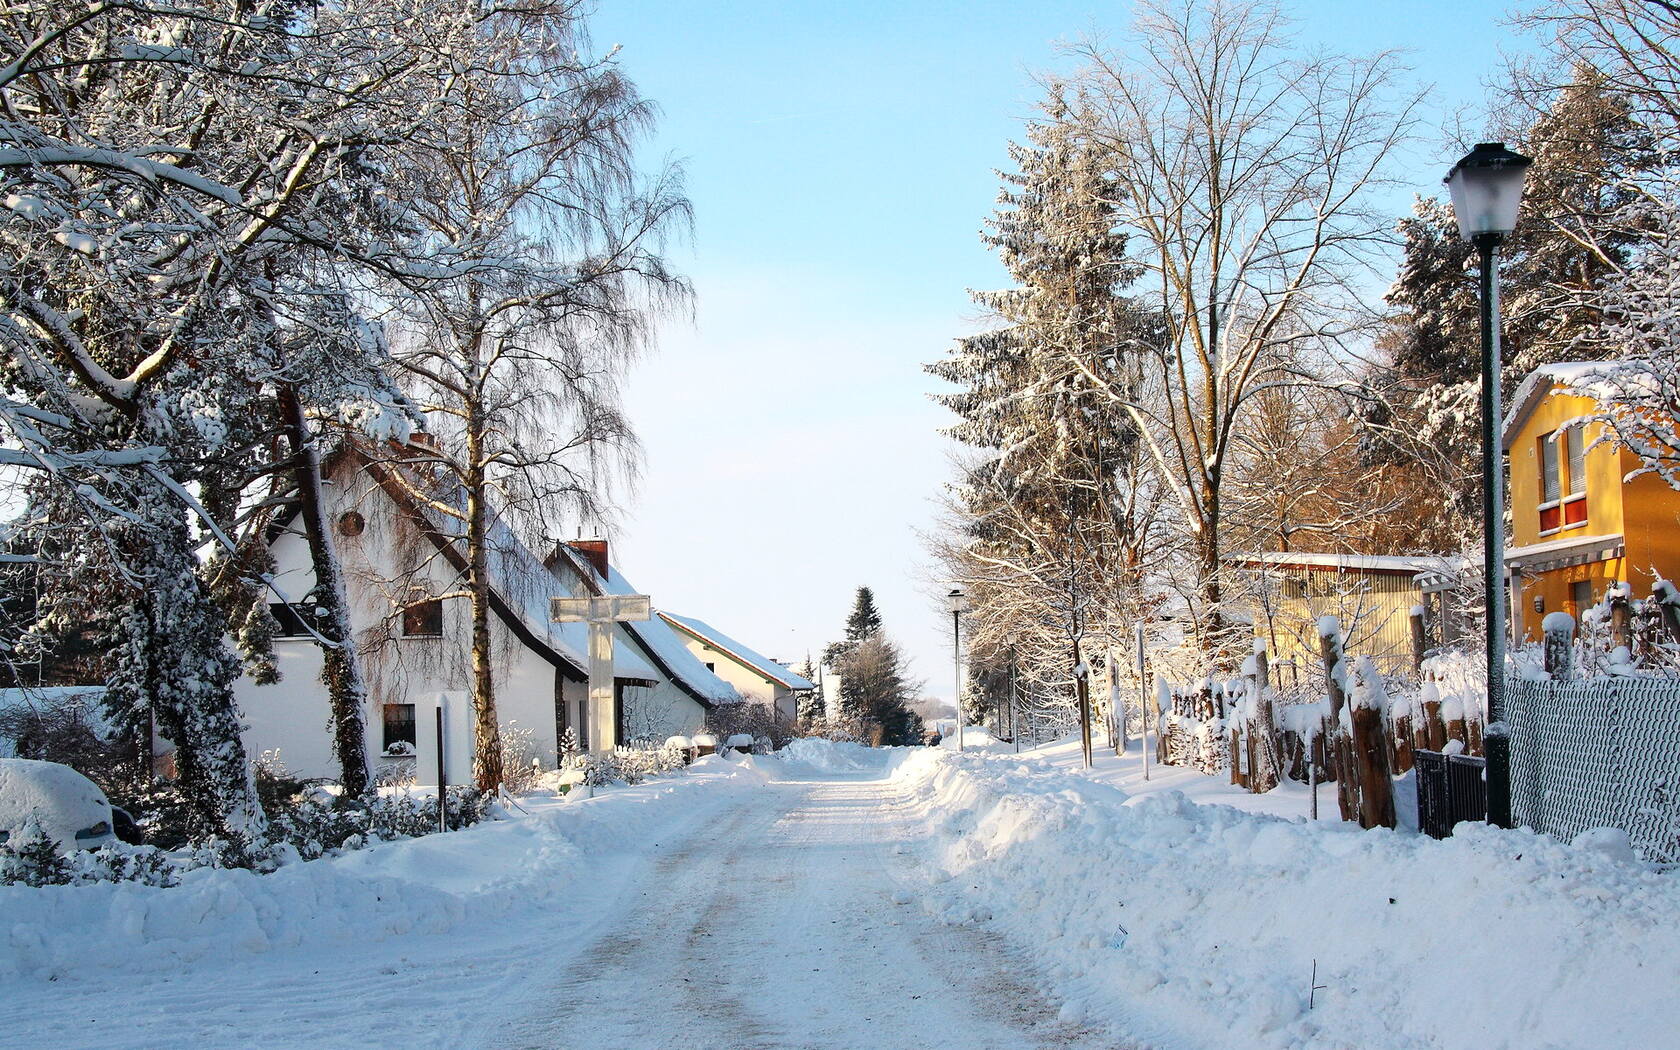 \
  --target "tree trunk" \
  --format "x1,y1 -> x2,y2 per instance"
277,385 -> 371,798
465,397 -> 503,792
121,470 -> 268,856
